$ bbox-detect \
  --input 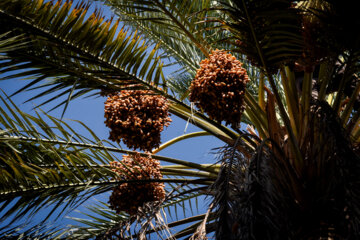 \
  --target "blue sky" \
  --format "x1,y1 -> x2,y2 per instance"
0,72 -> 221,238
0,0 -> 226,237
0,71 -> 222,238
